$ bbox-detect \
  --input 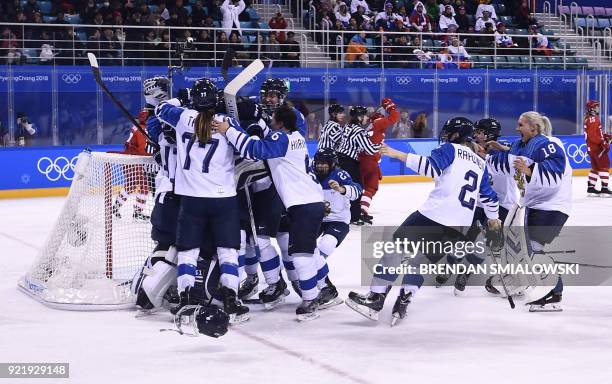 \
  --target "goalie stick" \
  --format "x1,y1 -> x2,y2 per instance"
87,53 -> 159,150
